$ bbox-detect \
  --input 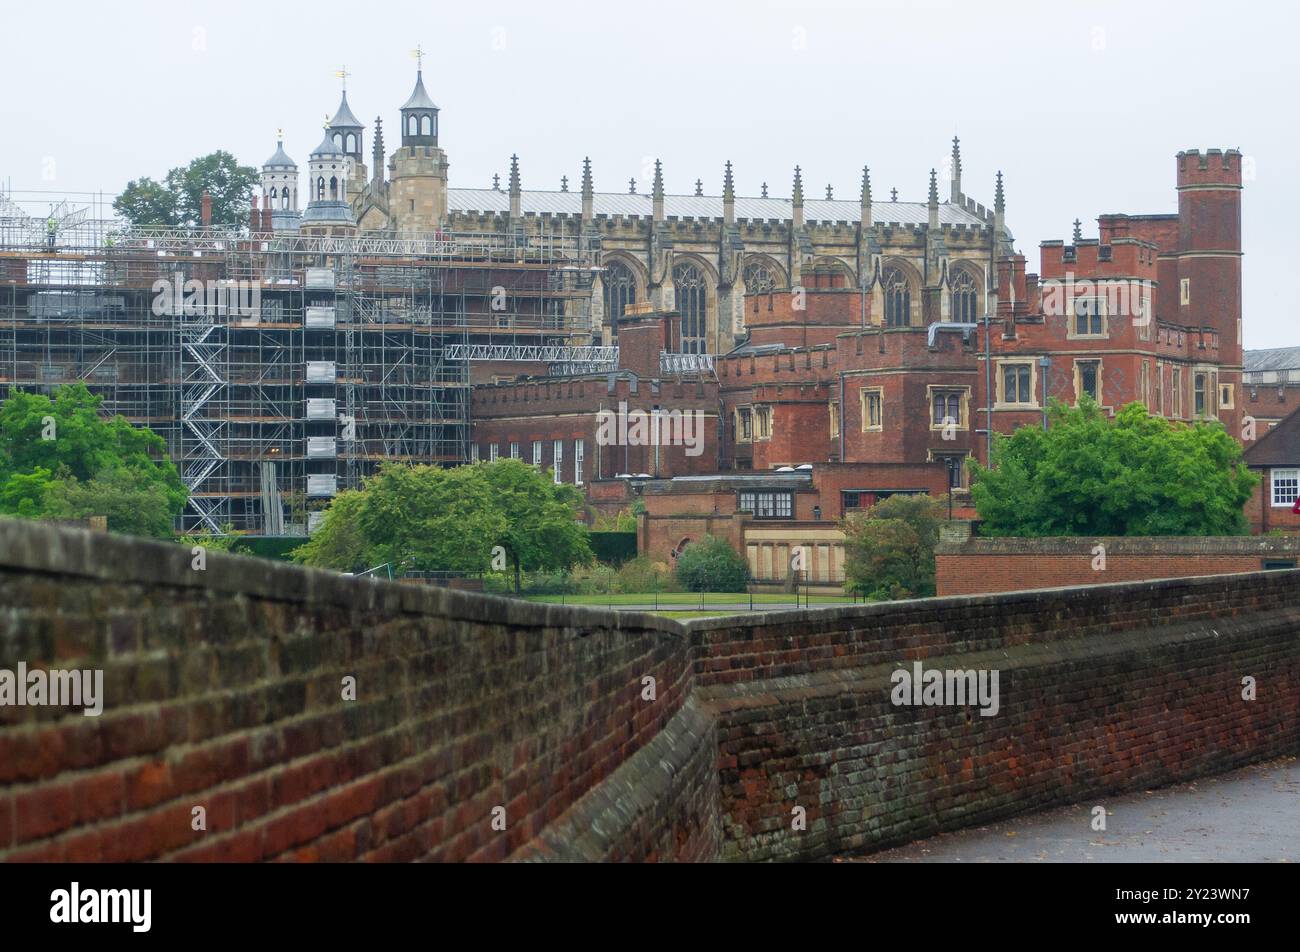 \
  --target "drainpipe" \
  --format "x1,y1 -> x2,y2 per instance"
838,371 -> 846,462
